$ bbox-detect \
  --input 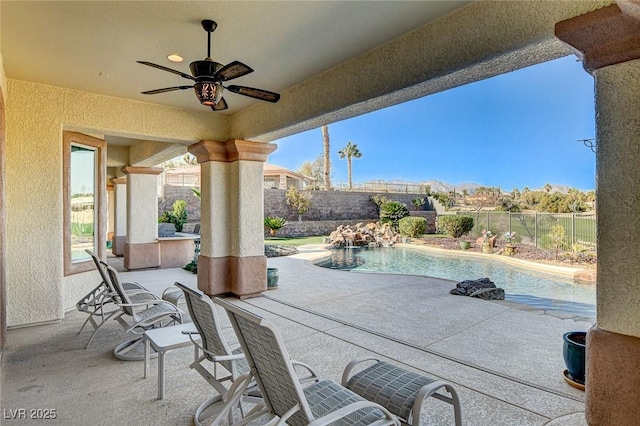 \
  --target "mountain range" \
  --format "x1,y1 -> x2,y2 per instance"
413,180 -> 585,195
